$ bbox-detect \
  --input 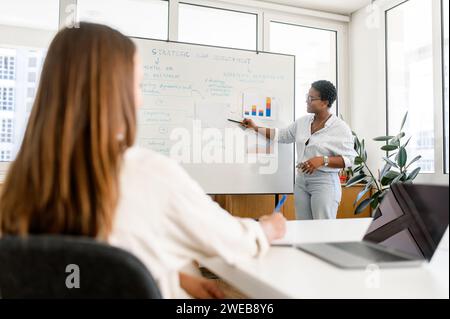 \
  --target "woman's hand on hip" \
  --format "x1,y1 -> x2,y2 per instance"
297,156 -> 324,174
